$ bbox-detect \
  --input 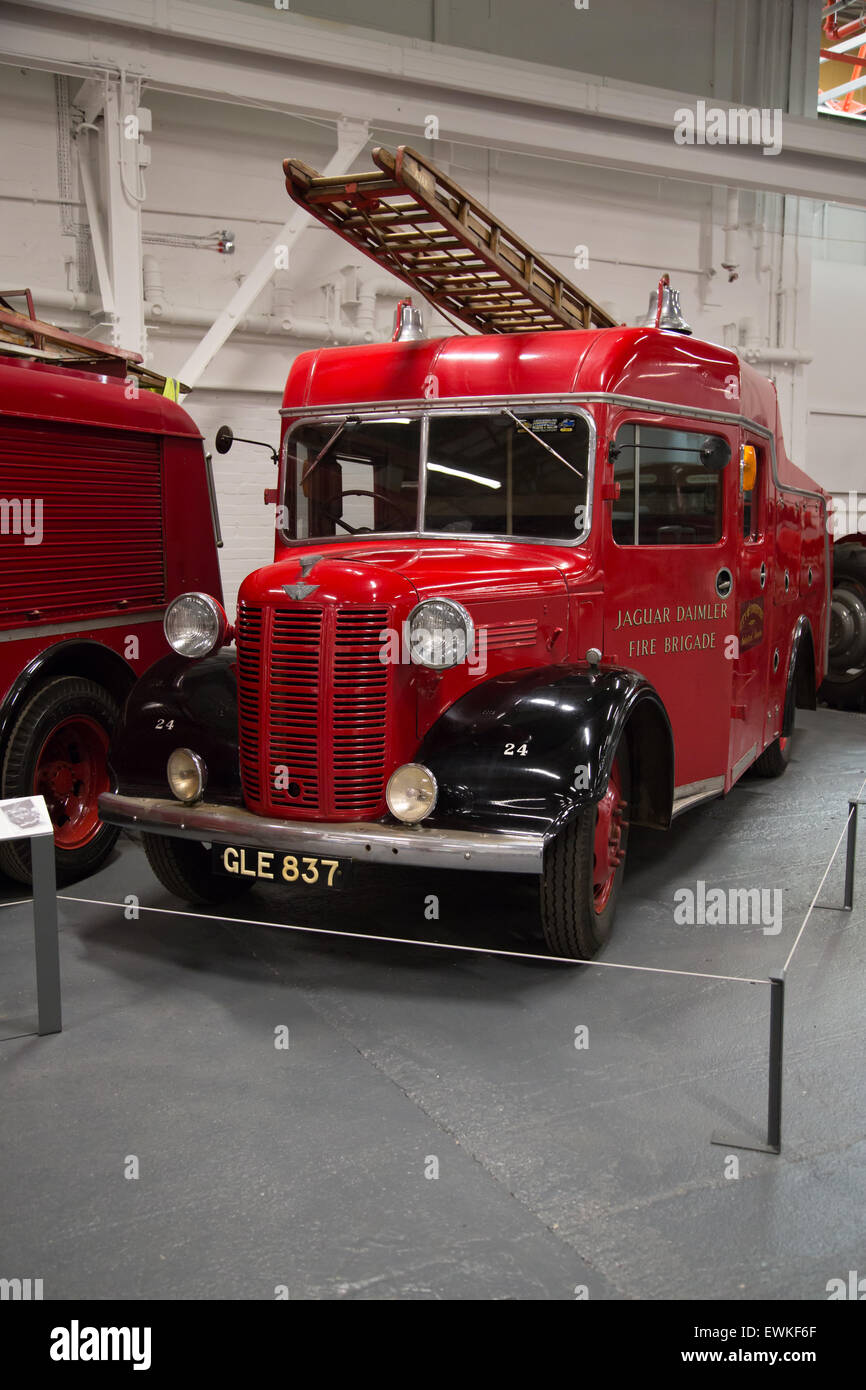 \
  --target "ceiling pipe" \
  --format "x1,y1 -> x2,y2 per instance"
19,284 -> 379,346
